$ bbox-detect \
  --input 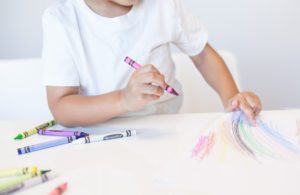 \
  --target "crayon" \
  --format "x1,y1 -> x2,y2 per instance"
14,120 -> 56,140
0,183 -> 23,195
49,182 -> 68,195
0,167 -> 38,178
0,172 -> 56,194
17,136 -> 82,155
124,56 -> 179,96
72,130 -> 136,144
38,129 -> 89,137
0,170 -> 50,191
